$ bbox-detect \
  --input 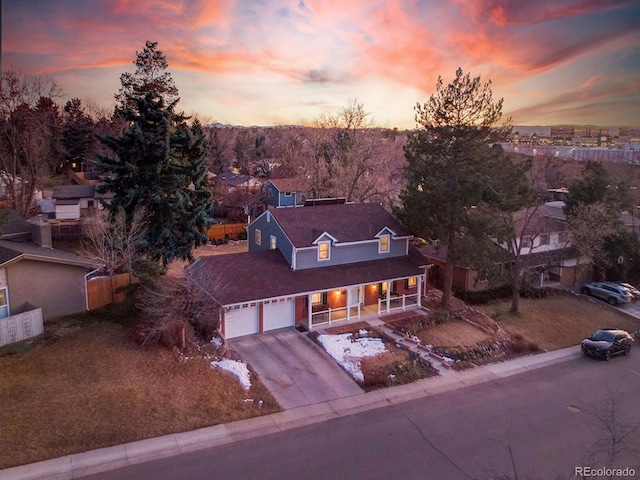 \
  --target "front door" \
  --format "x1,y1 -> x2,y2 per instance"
349,286 -> 363,306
